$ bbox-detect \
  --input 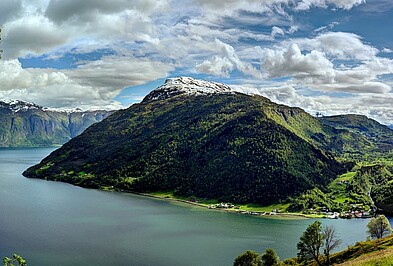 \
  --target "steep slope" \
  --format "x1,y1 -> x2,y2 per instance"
264,107 -> 372,158
23,77 -> 345,205
0,100 -> 112,147
319,115 -> 393,152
